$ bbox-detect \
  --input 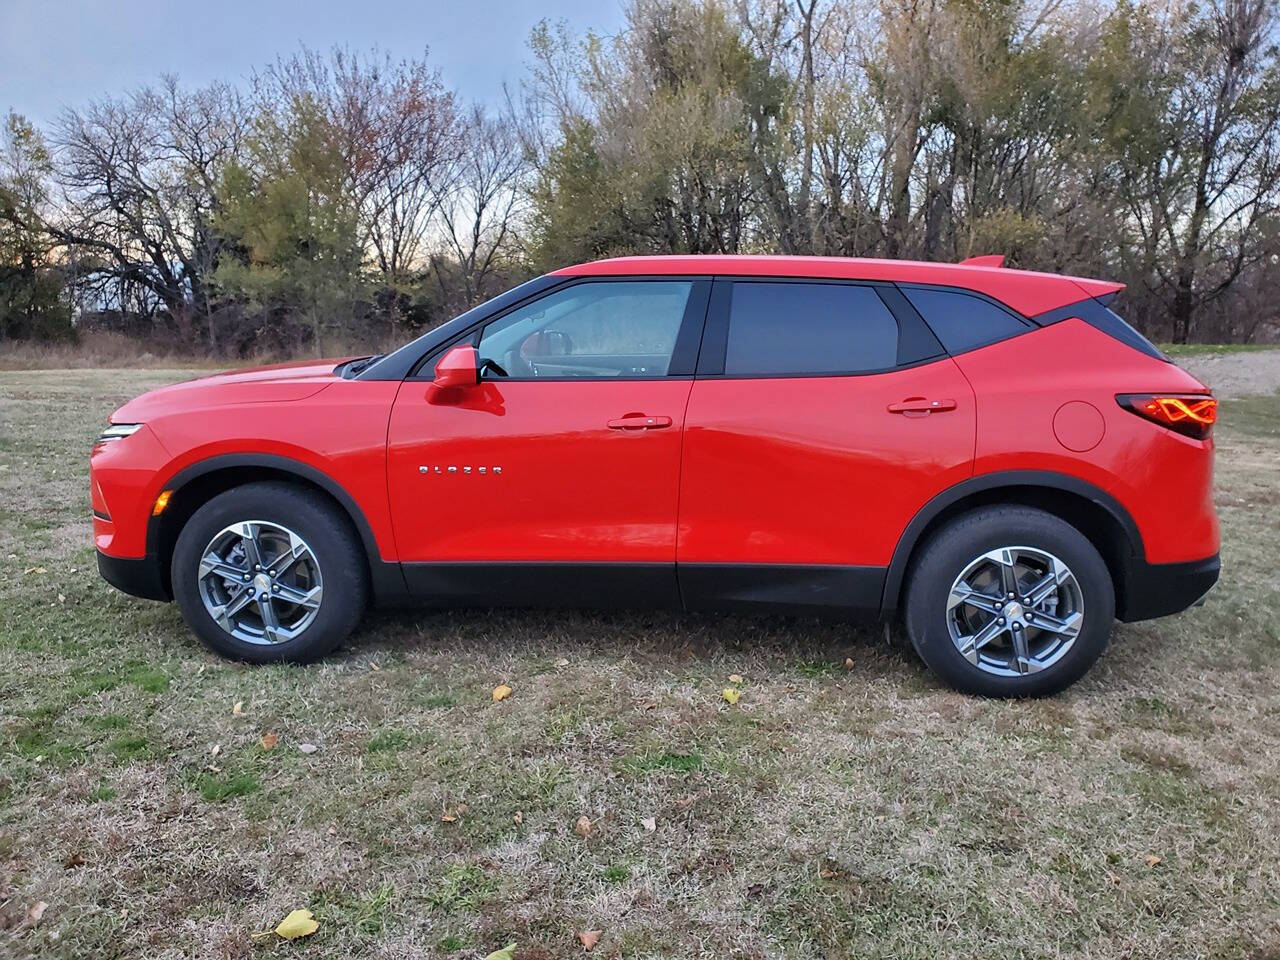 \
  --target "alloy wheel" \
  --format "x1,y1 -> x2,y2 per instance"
946,545 -> 1084,677
197,520 -> 323,645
